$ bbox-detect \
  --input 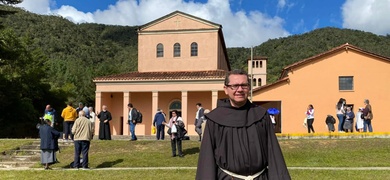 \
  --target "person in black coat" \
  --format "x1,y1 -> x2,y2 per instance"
194,103 -> 205,141
39,119 -> 60,170
196,69 -> 290,179
97,105 -> 112,140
